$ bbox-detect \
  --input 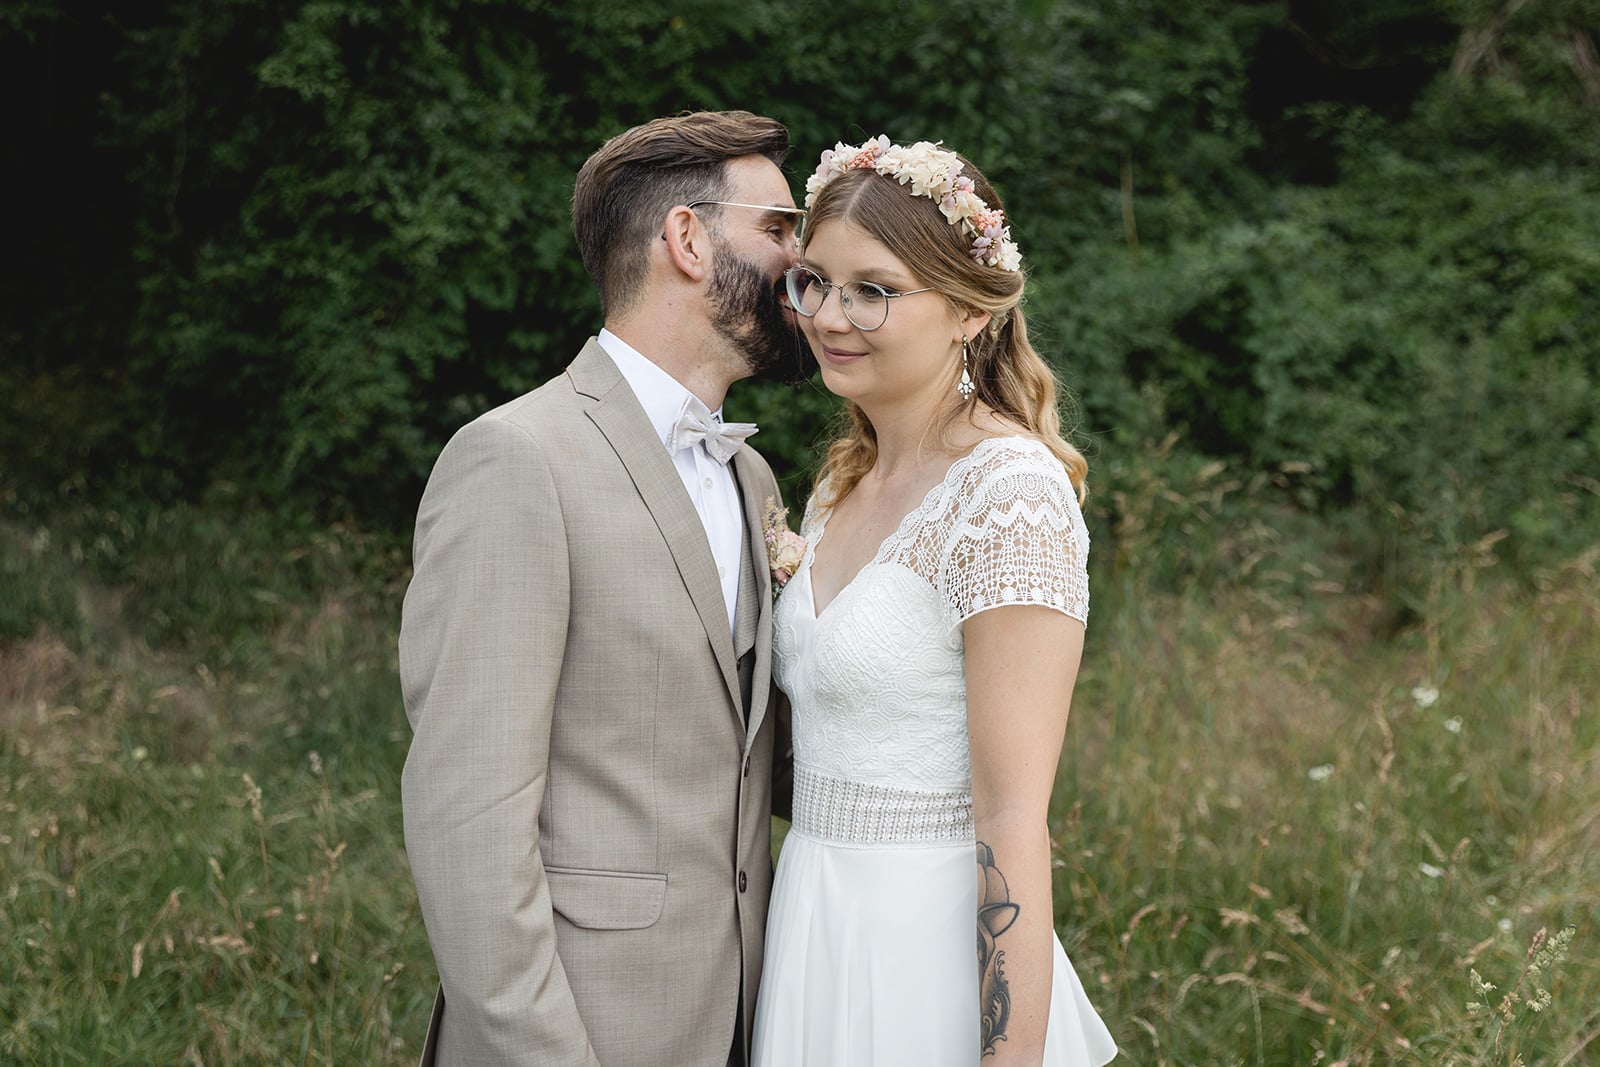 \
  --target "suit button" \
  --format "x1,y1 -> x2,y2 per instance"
738,871 -> 748,892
